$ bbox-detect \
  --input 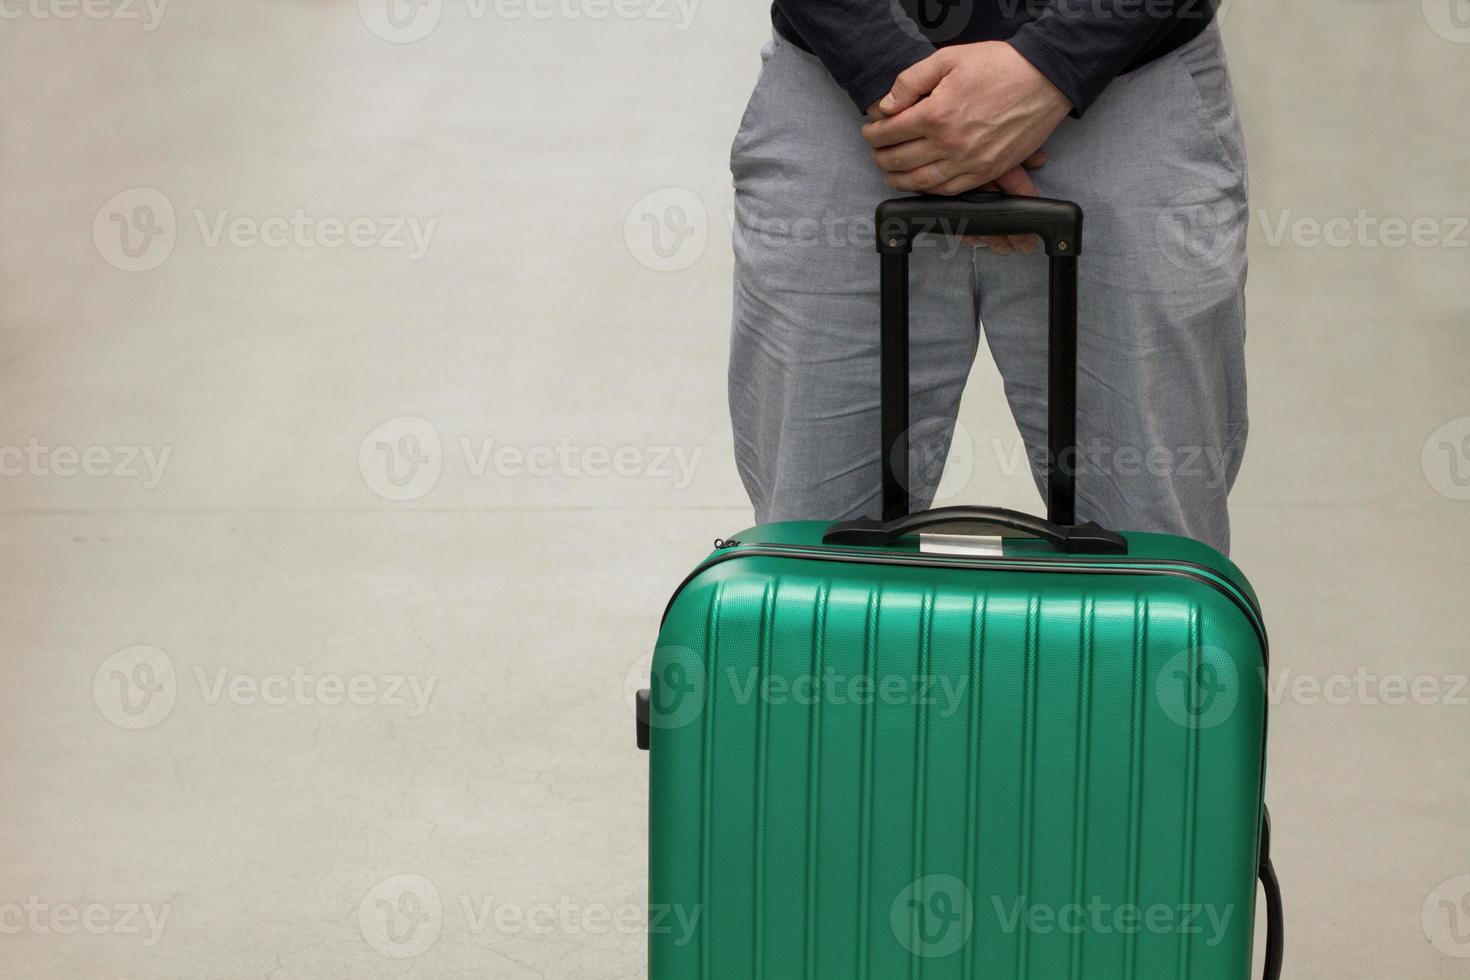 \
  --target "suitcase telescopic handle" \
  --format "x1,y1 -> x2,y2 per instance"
822,504 -> 1126,554
873,191 -> 1083,525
